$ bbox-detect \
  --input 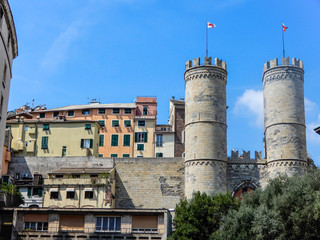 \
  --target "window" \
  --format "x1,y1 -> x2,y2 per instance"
50,191 -> 58,199
143,106 -> 148,115
56,175 -> 63,178
53,111 -> 59,117
62,146 -> 66,156
72,174 -> 80,178
112,120 -> 119,127
156,134 -> 163,146
112,109 -> 120,114
85,190 -> 93,199
66,190 -> 75,199
98,108 -> 105,114
98,154 -> 103,158
40,113 -> 46,118
98,120 -> 105,127
137,144 -> 144,151
138,120 -> 145,127
123,154 -> 130,157
68,110 -> 74,116
111,154 -> 118,157
81,139 -> 93,148
137,155 -> 143,158
43,124 -> 49,130
85,124 -> 91,130
2,64 -> 6,89
123,135 -> 130,146
182,130 -> 185,143
124,120 -> 131,127
124,109 -> 132,114
111,135 -> 118,146
156,152 -> 163,157
135,132 -> 148,143
41,137 -> 48,149
24,222 -> 48,231
95,217 -> 121,232
82,109 -> 90,115
0,94 -> 2,117
99,135 -> 104,146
